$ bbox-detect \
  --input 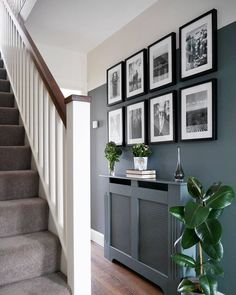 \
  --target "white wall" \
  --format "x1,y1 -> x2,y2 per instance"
88,0 -> 236,91
36,43 -> 87,95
